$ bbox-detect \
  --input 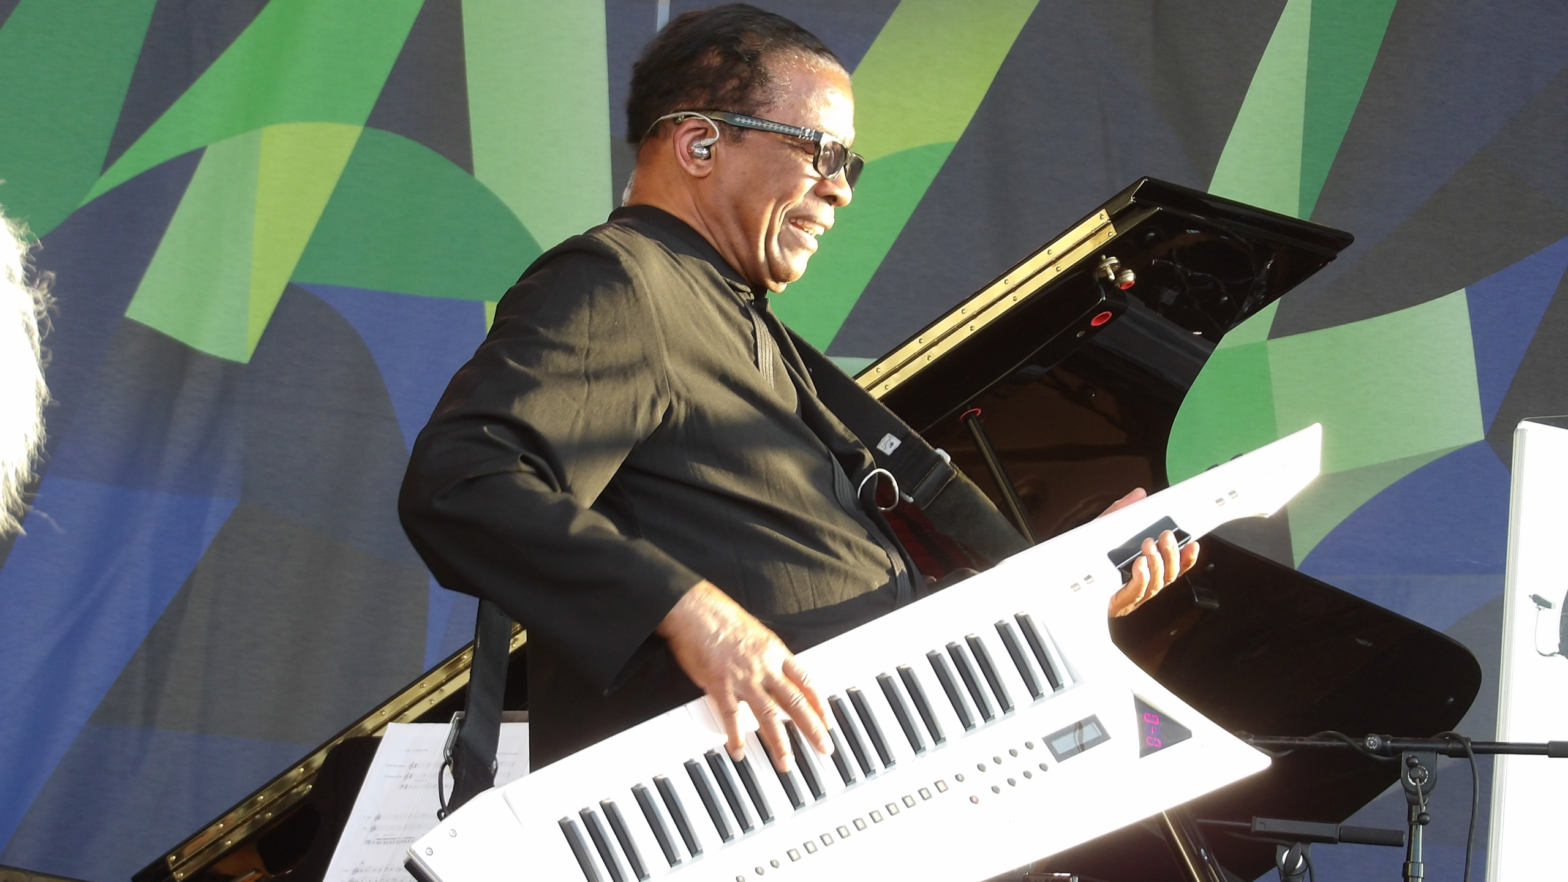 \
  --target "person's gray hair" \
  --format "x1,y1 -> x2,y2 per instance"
0,204 -> 50,536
